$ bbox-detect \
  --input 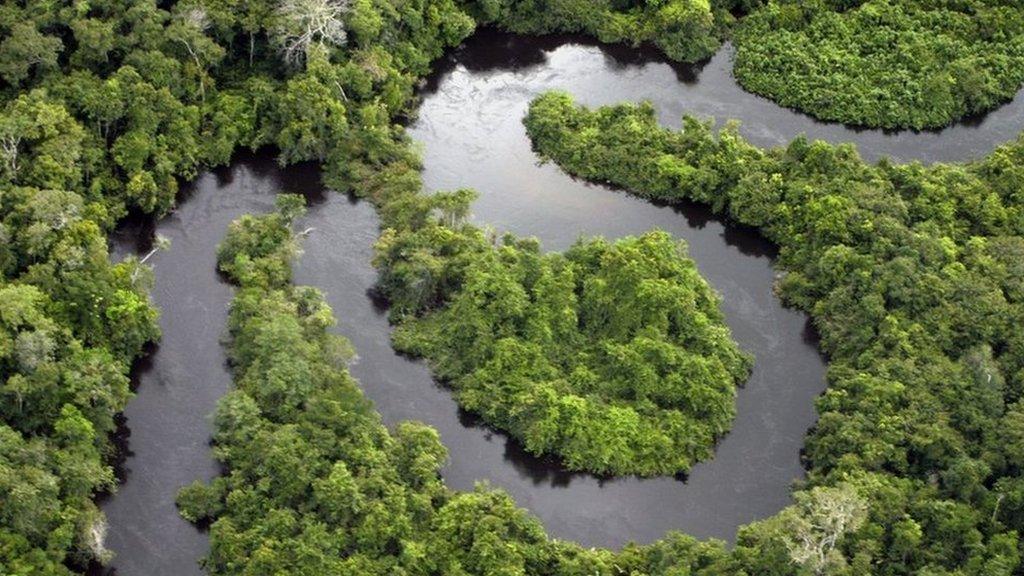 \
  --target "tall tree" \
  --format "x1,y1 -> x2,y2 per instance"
273,0 -> 351,68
